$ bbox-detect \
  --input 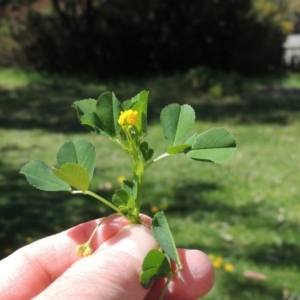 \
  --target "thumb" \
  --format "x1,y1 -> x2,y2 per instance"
35,224 -> 158,300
